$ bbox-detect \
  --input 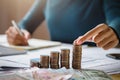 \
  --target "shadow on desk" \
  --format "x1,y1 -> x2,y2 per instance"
116,44 -> 120,48
111,74 -> 120,80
